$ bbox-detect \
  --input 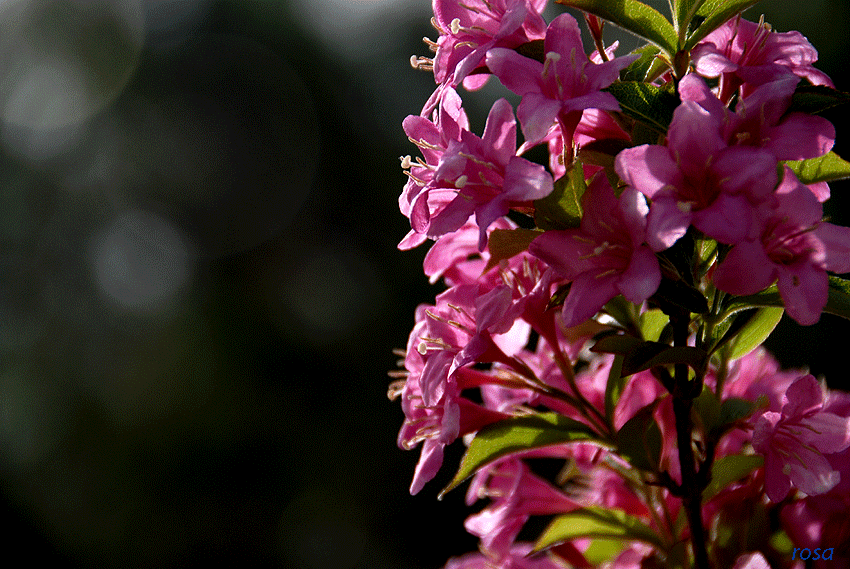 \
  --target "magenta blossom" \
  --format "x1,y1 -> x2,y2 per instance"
615,75 -> 779,249
691,15 -> 834,103
679,73 -> 835,163
712,167 -> 850,325
752,375 -> 850,502
430,0 -> 548,89
529,174 -> 661,327
486,13 -> 637,150
403,93 -> 553,250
